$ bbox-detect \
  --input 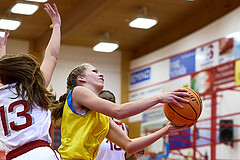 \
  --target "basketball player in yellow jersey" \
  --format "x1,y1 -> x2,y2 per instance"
52,63 -> 195,160
58,88 -> 109,159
